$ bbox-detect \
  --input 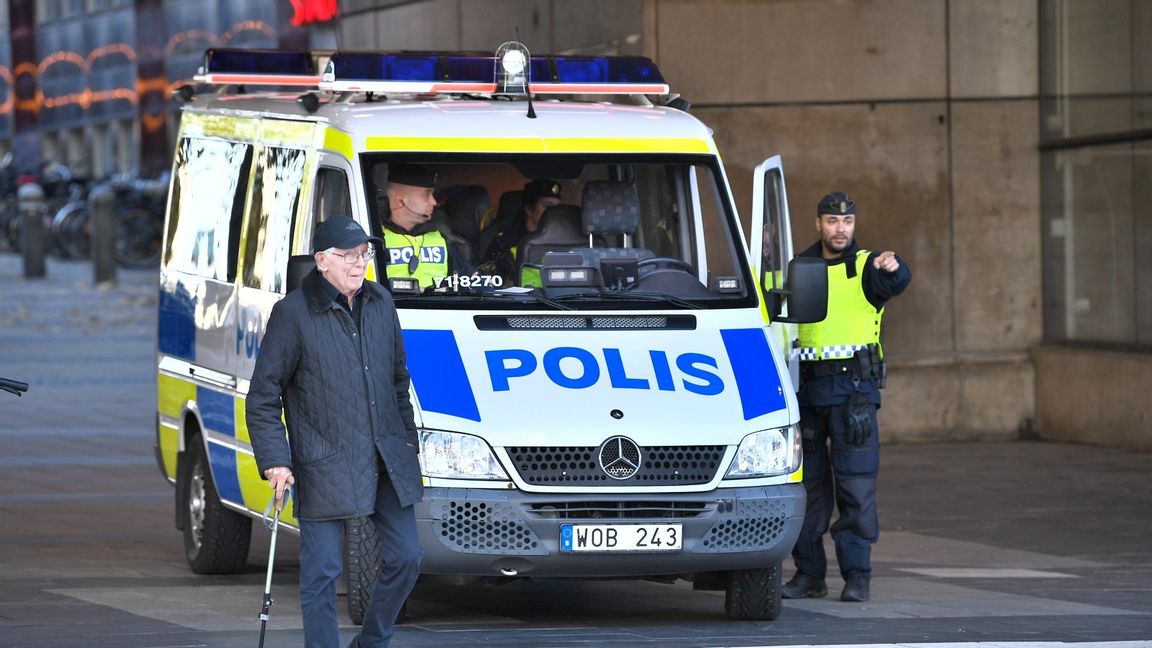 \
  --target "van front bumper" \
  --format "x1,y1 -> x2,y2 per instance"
414,483 -> 804,577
